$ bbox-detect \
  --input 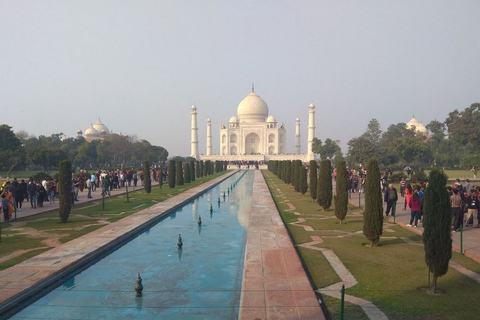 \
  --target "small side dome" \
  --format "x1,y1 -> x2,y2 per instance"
229,115 -> 239,123
191,104 -> 197,110
85,125 -> 100,137
406,117 -> 427,134
295,117 -> 300,122
77,129 -> 83,134
93,118 -> 110,135
267,115 -> 277,123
